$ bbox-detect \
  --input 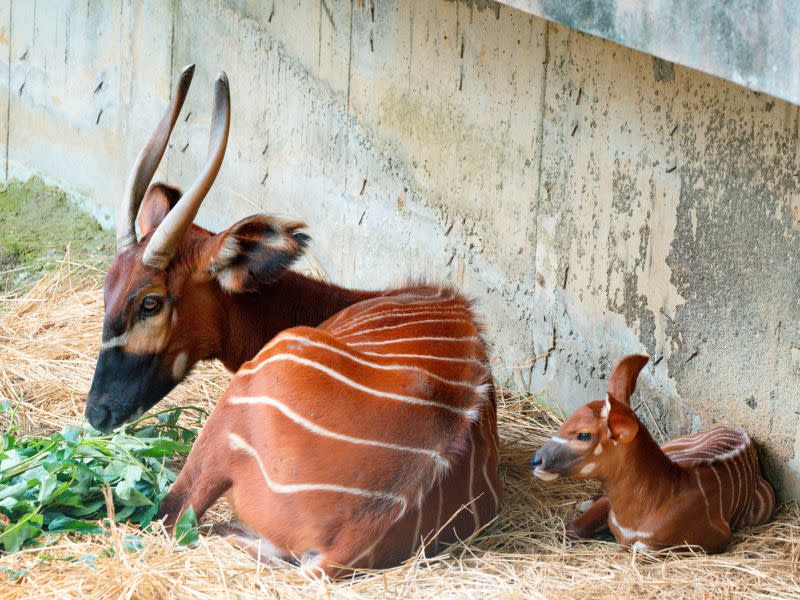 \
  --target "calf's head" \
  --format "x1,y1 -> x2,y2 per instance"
531,354 -> 649,481
85,66 -> 308,432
